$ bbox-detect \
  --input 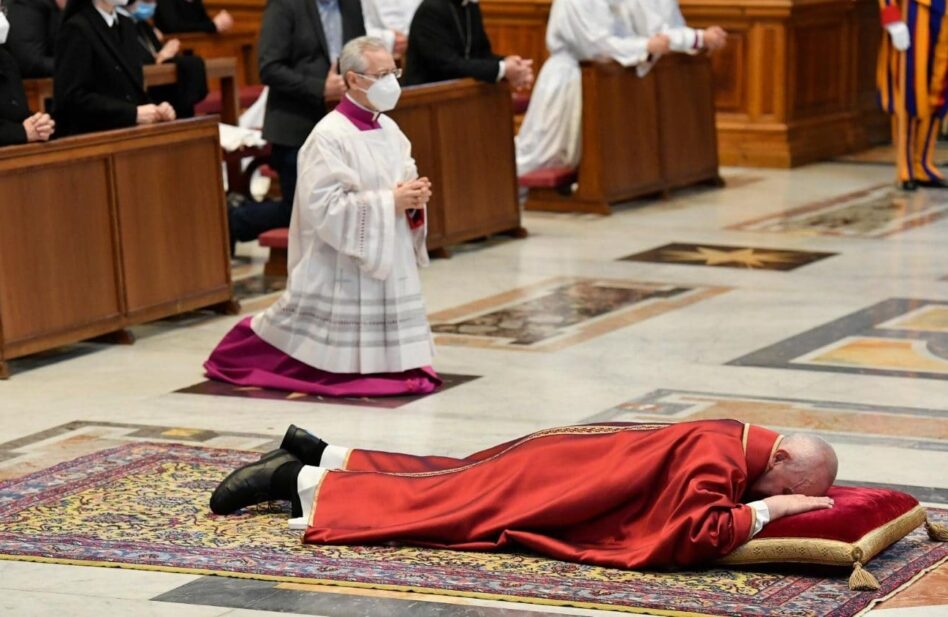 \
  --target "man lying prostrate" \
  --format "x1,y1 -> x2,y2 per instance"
210,419 -> 837,569
0,1 -> 55,146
